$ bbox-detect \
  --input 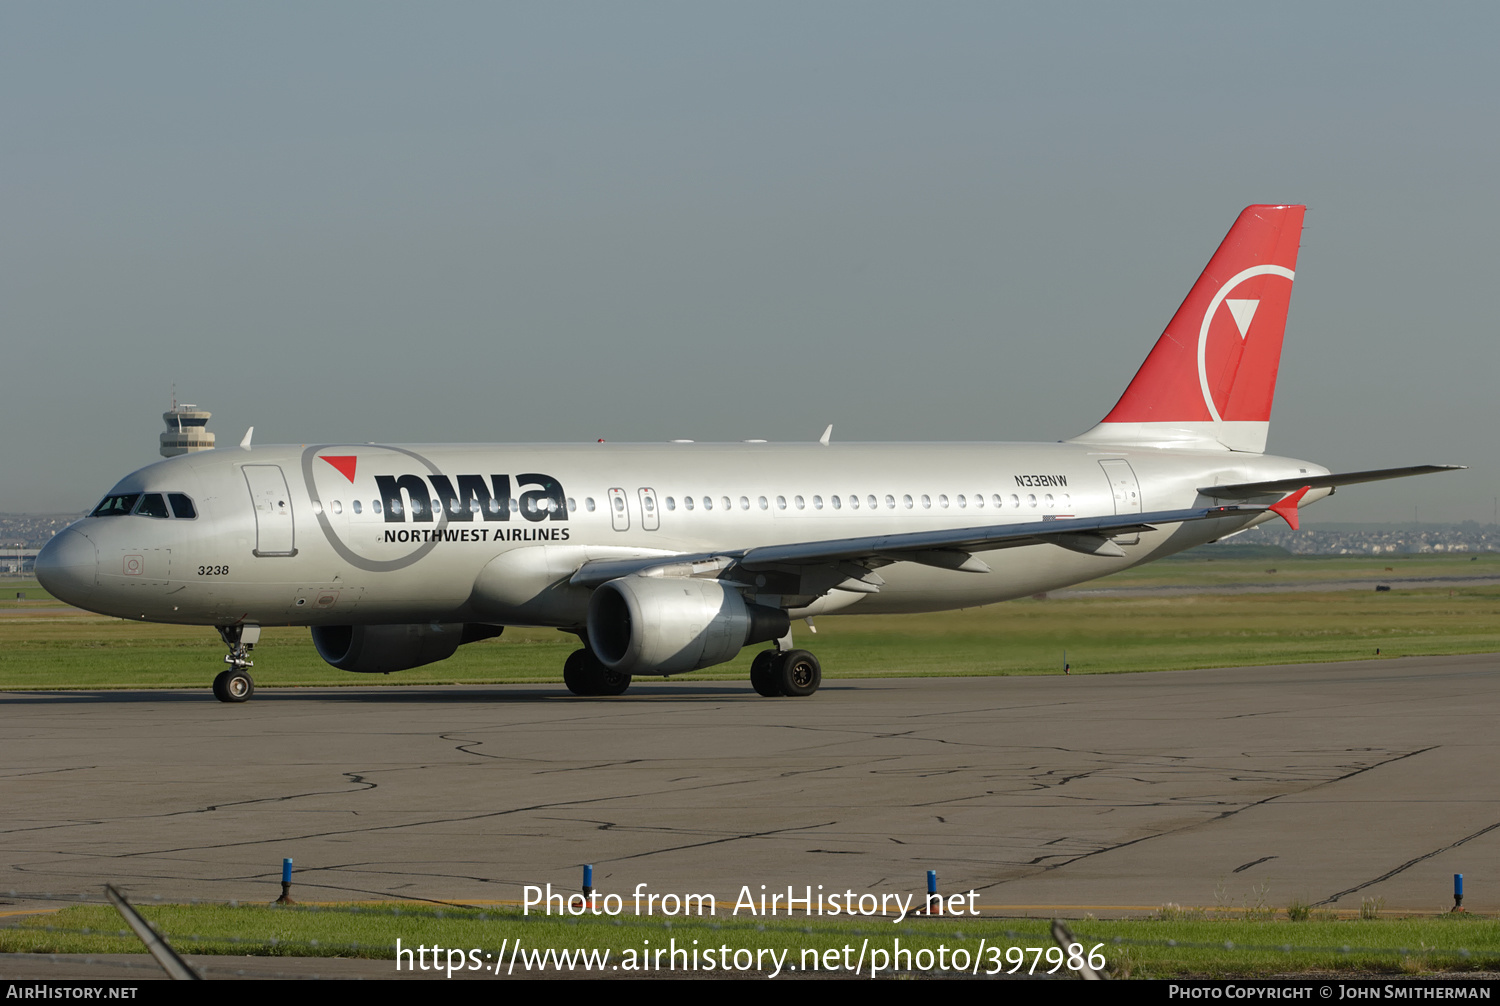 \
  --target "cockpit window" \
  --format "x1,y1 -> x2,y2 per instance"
91,494 -> 141,517
90,491 -> 198,518
136,494 -> 171,519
